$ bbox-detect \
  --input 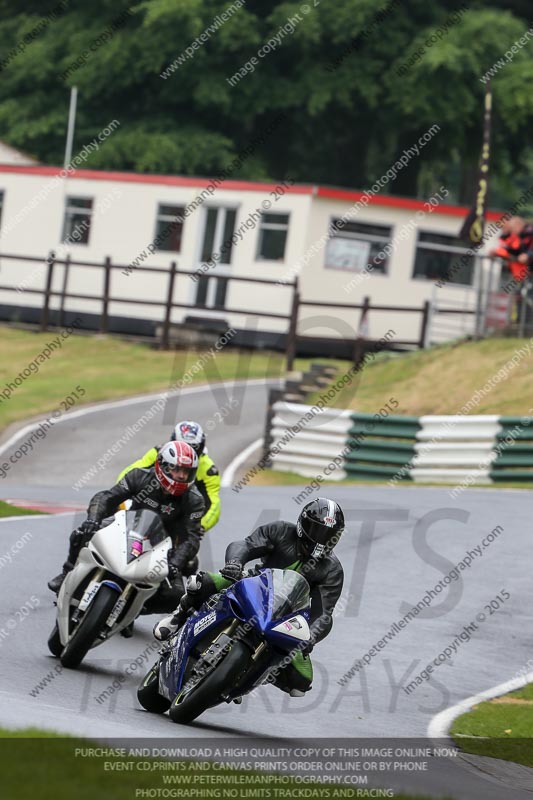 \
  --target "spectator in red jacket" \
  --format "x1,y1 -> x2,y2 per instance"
490,216 -> 533,283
